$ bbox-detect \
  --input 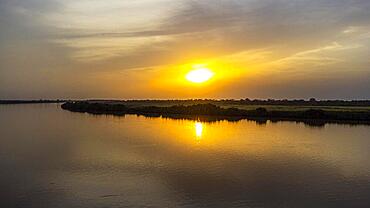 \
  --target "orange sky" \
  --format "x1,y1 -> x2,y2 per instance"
0,0 -> 369,99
